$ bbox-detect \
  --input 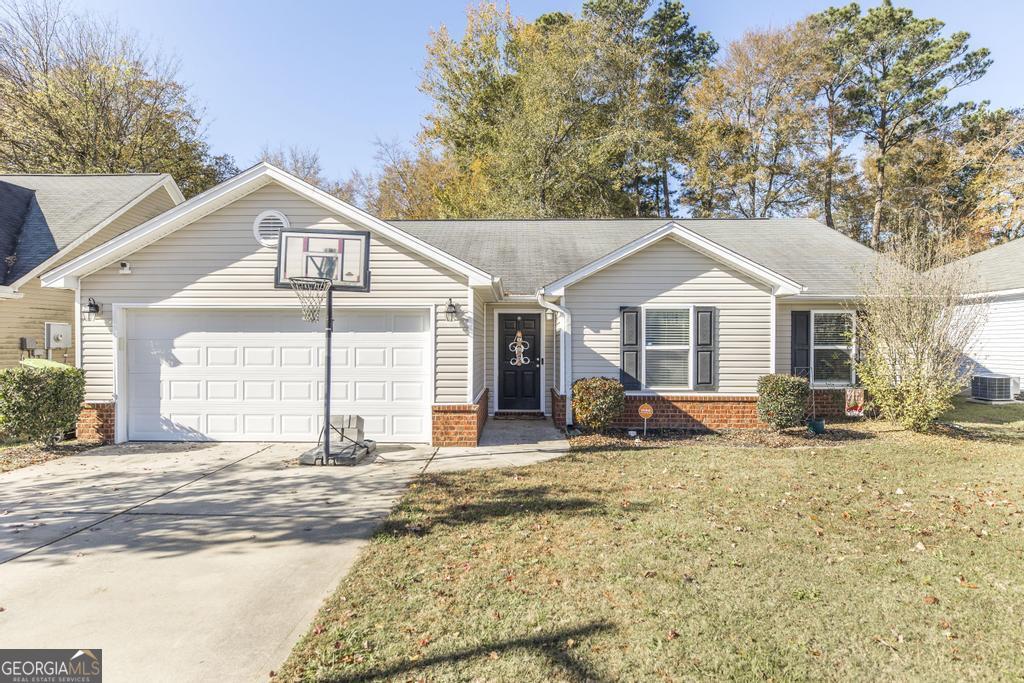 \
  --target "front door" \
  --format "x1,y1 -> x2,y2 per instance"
498,313 -> 541,411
